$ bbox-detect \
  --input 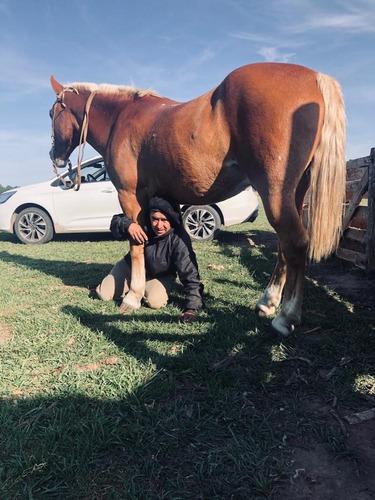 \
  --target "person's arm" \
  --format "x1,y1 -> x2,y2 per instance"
172,232 -> 203,315
110,214 -> 148,243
